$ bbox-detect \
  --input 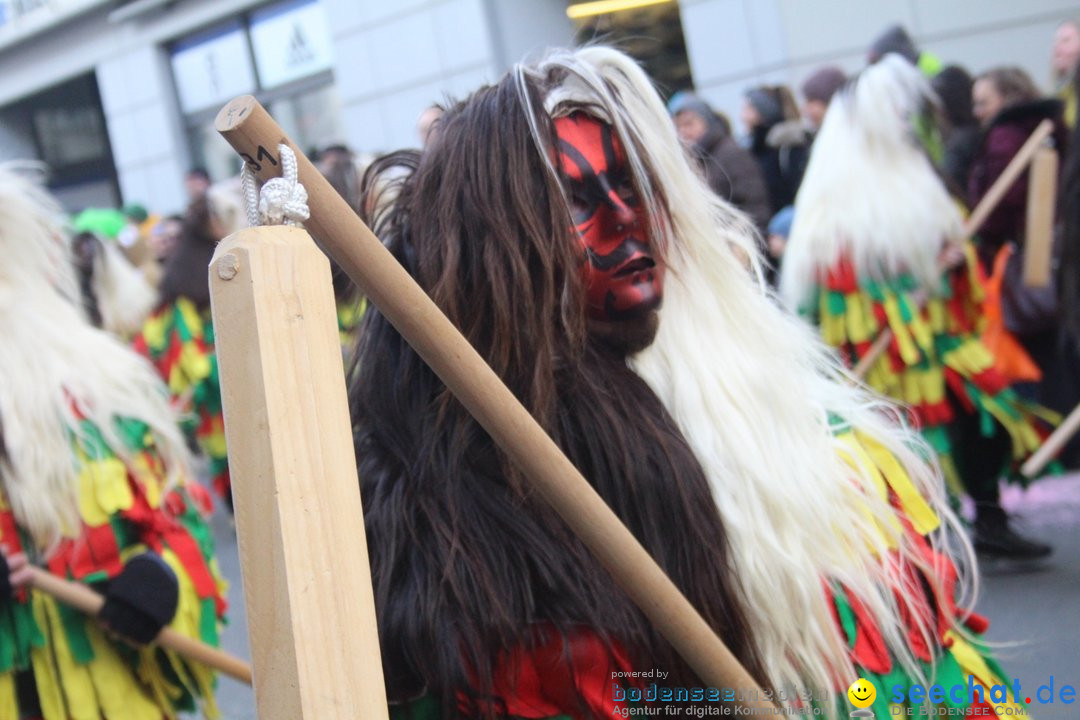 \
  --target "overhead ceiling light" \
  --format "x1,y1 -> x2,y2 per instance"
566,0 -> 673,21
